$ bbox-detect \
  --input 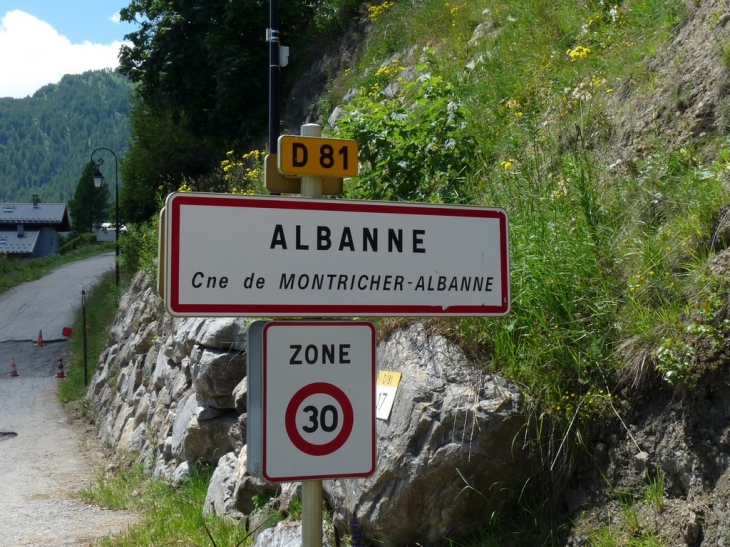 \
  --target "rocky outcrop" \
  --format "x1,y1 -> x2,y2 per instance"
87,272 -> 529,545
326,324 -> 528,545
